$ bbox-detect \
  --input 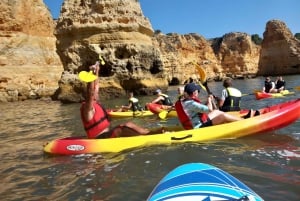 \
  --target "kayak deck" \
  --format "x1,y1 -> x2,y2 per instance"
147,163 -> 264,201
107,109 -> 154,118
255,90 -> 294,100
